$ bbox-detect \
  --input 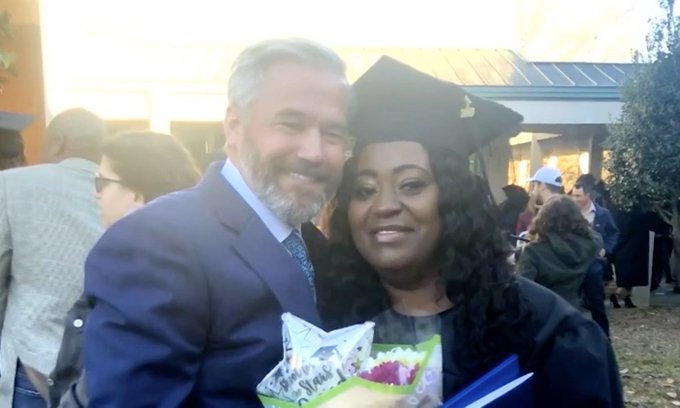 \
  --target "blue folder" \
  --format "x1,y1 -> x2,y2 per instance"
443,354 -> 534,407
